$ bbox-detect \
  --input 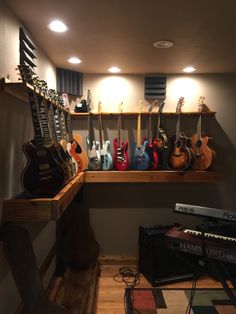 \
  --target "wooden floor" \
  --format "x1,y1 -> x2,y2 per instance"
95,255 -> 222,314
